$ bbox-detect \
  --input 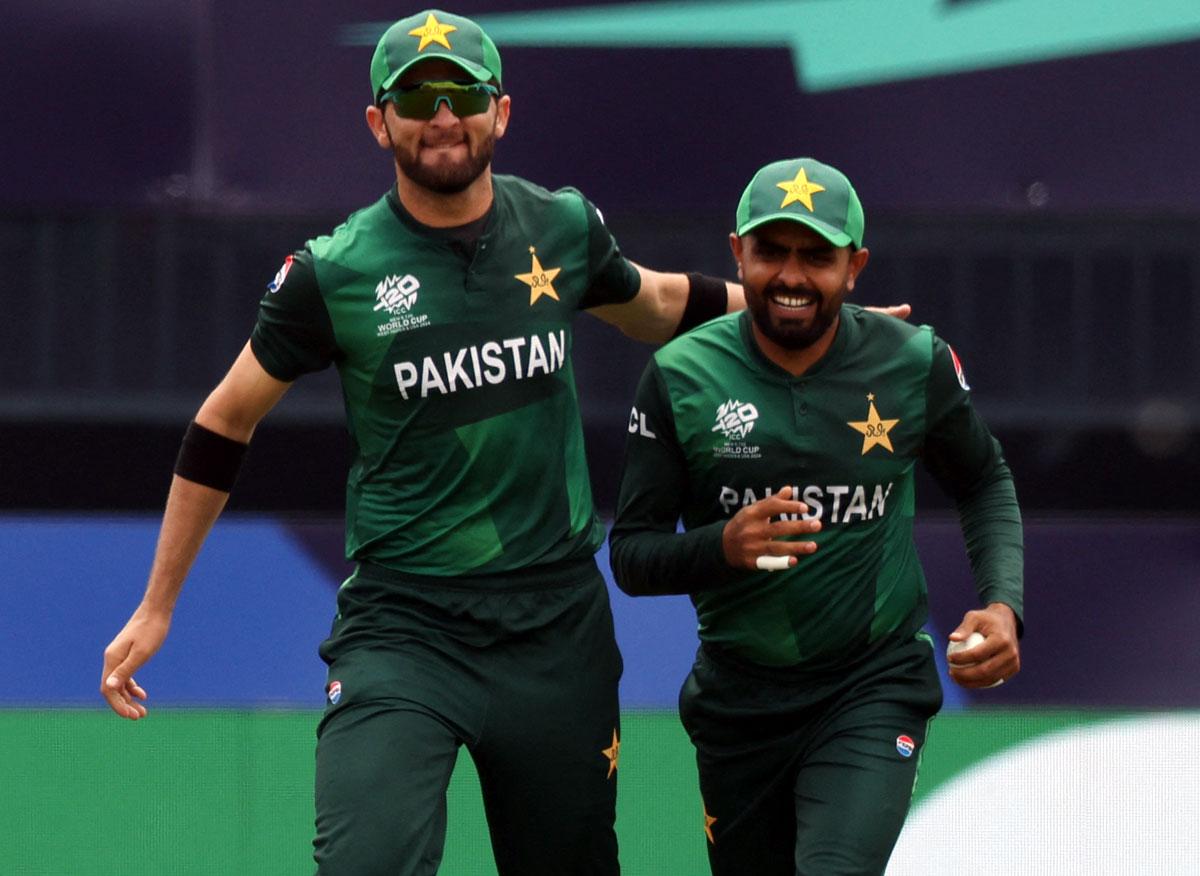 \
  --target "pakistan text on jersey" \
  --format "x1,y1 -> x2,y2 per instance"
718,483 -> 895,524
393,330 -> 567,400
